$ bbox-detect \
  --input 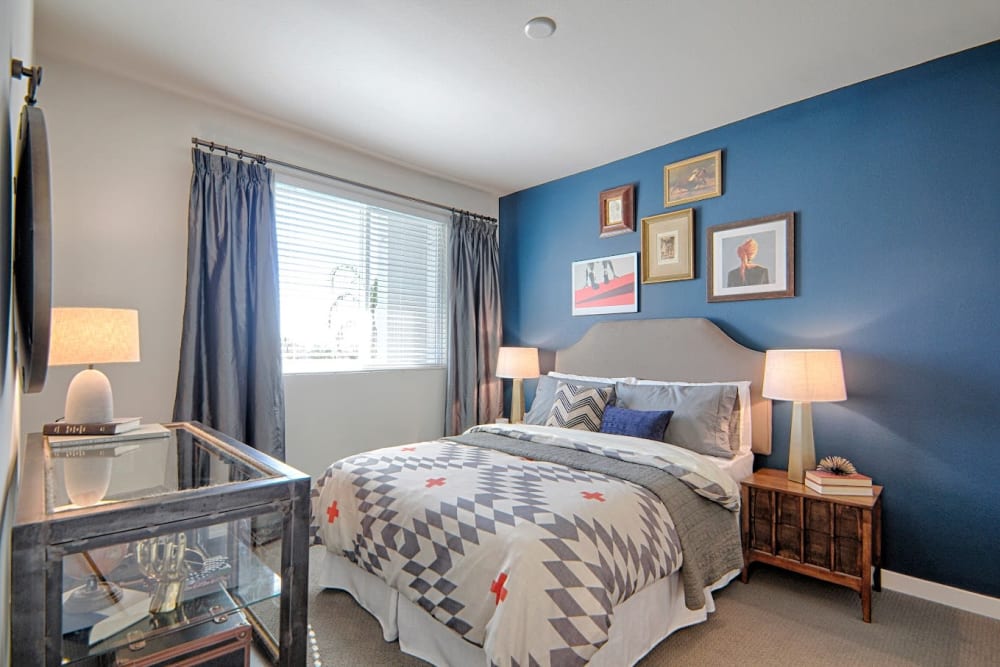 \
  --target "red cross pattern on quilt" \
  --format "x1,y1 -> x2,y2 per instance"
490,572 -> 509,605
